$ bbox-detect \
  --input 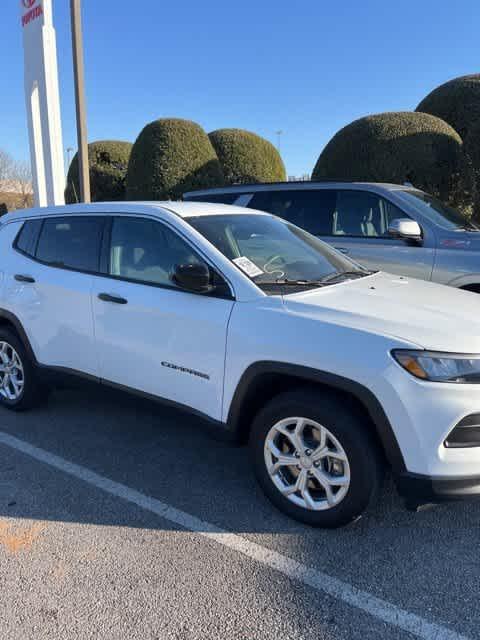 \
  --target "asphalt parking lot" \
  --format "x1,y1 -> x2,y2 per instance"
0,384 -> 478,640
